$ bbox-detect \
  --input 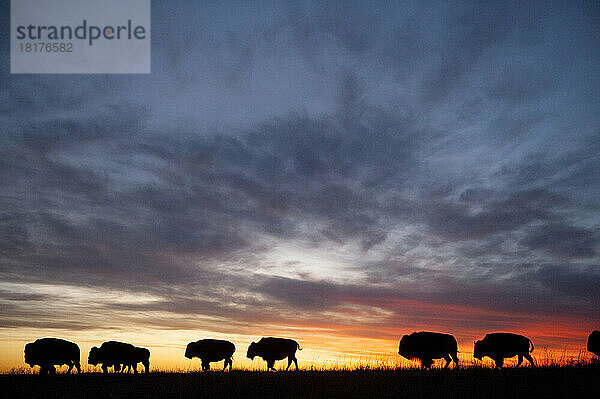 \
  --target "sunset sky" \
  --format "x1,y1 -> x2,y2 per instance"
1,1 -> 599,371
